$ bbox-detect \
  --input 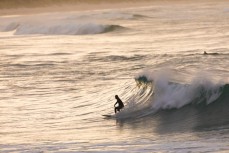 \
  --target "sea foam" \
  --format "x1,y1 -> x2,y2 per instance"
136,69 -> 223,109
